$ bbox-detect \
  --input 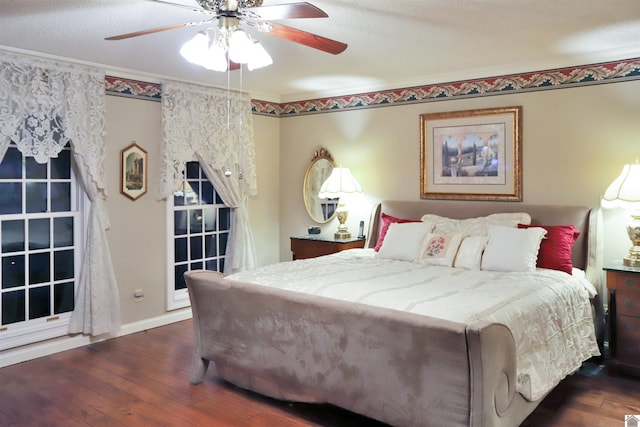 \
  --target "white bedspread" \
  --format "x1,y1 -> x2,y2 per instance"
229,248 -> 600,401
